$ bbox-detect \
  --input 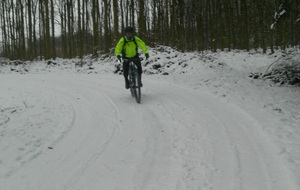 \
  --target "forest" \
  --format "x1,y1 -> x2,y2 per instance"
0,0 -> 299,60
